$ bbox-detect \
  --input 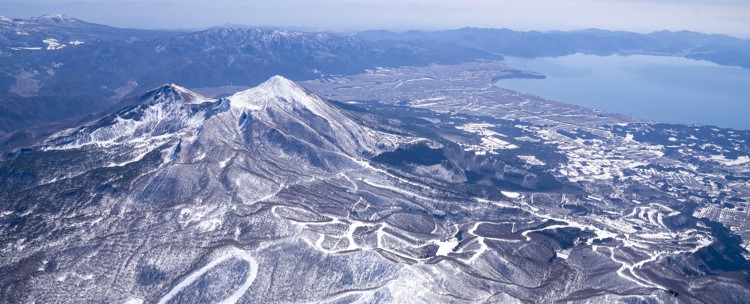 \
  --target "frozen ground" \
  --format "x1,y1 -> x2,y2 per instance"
1,70 -> 749,303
